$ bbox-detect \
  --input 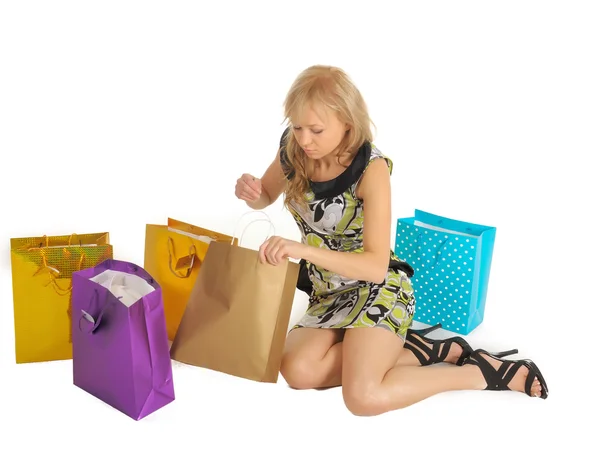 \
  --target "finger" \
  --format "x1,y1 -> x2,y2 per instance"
258,240 -> 268,264
241,179 -> 261,197
240,195 -> 257,203
237,190 -> 254,202
269,239 -> 282,264
262,240 -> 275,265
242,173 -> 256,185
241,189 -> 260,201
278,246 -> 289,262
269,250 -> 279,265
252,179 -> 262,193
238,182 -> 260,199
244,175 -> 262,193
272,250 -> 282,265
276,245 -> 290,264
269,242 -> 283,265
268,243 -> 279,265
